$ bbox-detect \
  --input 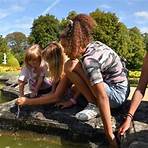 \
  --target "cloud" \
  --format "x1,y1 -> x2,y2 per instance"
134,11 -> 148,19
99,4 -> 111,9
42,0 -> 61,15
